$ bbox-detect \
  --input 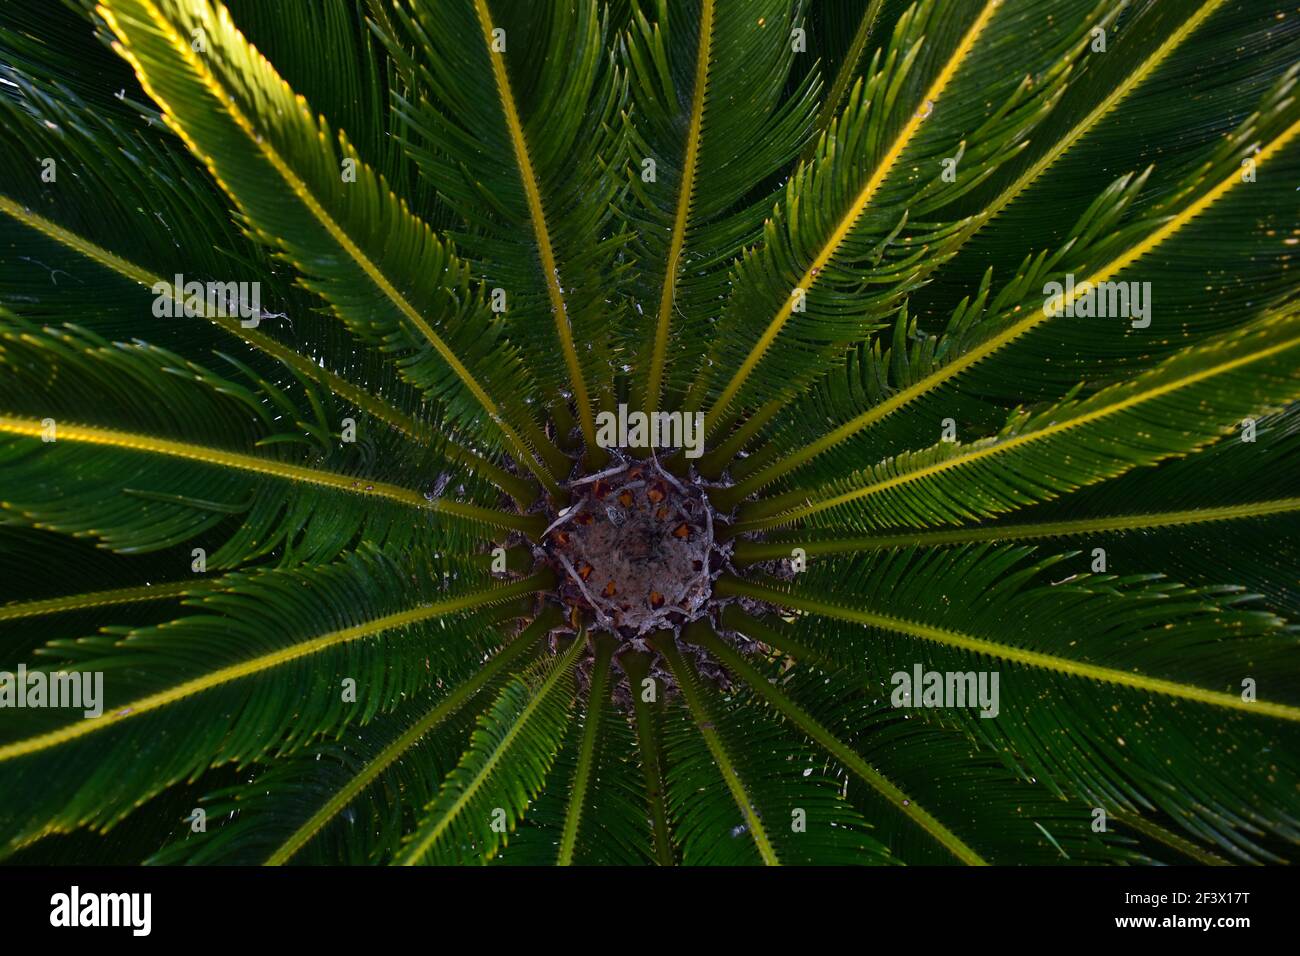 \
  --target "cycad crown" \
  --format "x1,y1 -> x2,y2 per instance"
0,0 -> 1298,867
